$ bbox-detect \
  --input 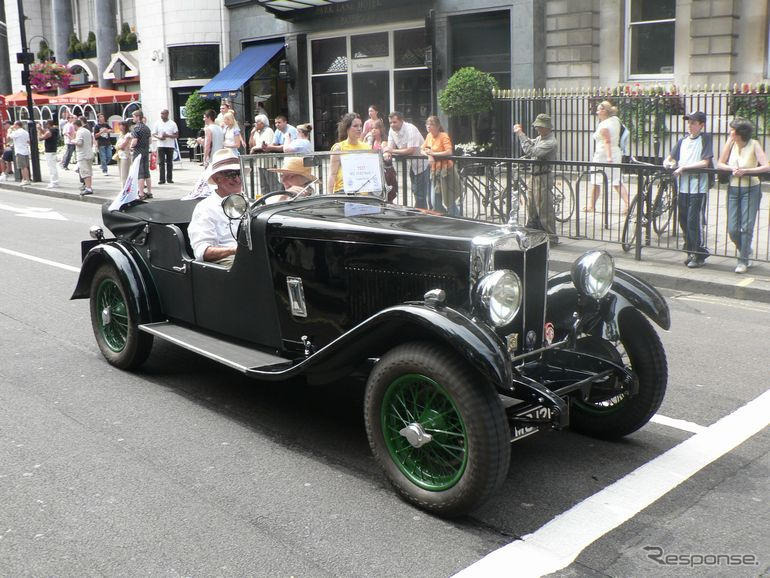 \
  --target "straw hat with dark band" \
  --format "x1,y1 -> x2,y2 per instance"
268,156 -> 317,184
206,148 -> 241,185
